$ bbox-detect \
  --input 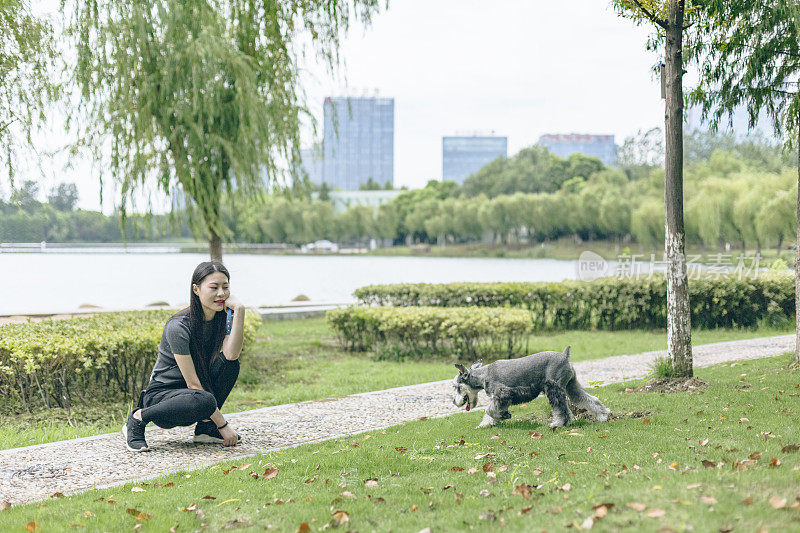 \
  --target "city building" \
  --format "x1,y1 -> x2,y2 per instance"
442,136 -> 508,184
537,134 -> 616,166
297,143 -> 324,185
322,96 -> 394,190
